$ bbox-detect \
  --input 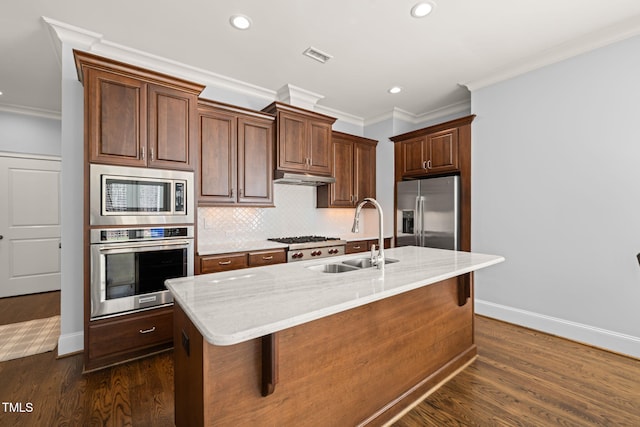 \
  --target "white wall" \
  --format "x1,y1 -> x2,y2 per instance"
471,35 -> 640,357
57,43 -> 86,355
0,111 -> 61,156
